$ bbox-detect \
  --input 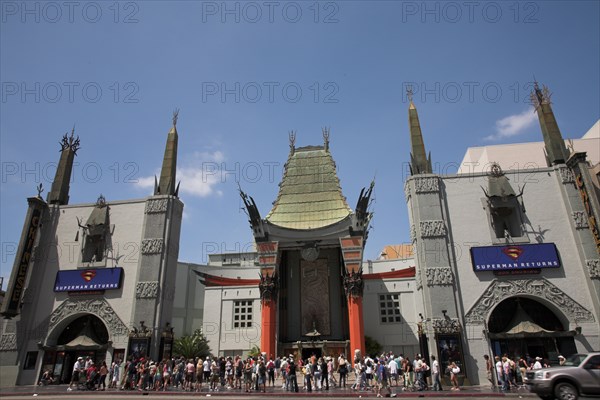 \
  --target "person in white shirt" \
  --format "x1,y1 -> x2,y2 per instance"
532,357 -> 543,369
388,358 -> 398,386
431,356 -> 442,391
68,357 -> 84,391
